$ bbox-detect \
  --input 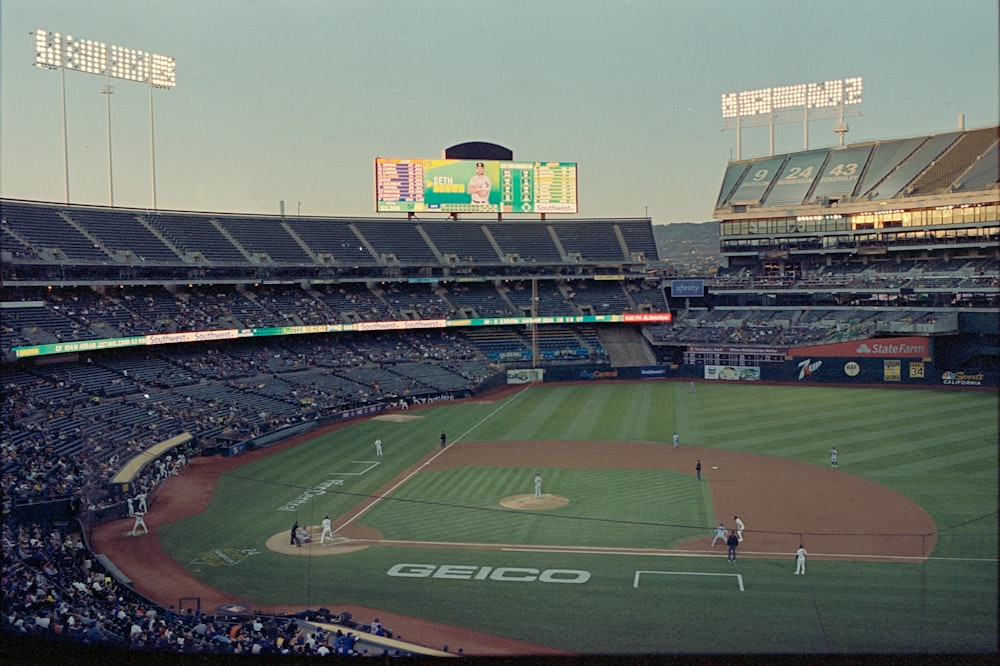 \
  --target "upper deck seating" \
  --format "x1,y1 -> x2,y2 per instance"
217,217 -> 314,264
68,208 -> 180,263
1,201 -> 111,262
351,220 -> 439,265
419,221 -> 504,264
552,221 -> 626,262
144,213 -> 248,264
486,223 -> 563,263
